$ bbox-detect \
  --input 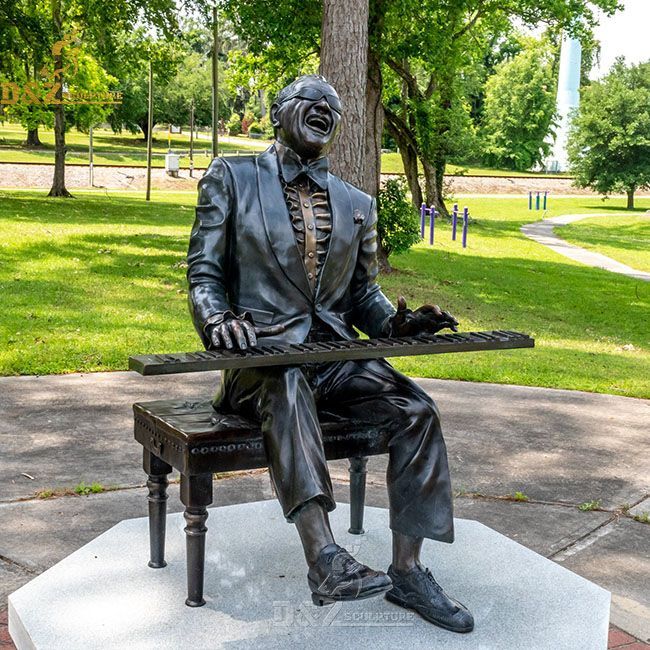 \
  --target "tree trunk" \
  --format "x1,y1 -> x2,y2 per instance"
25,126 -> 42,148
319,0 -> 369,190
626,189 -> 635,210
363,49 -> 383,199
48,0 -> 71,197
139,118 -> 150,142
385,114 -> 422,209
421,157 -> 449,218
